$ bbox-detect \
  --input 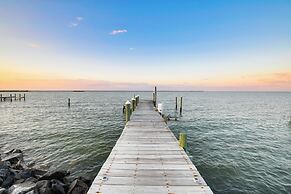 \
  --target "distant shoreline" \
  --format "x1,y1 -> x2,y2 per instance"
0,90 -> 291,93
